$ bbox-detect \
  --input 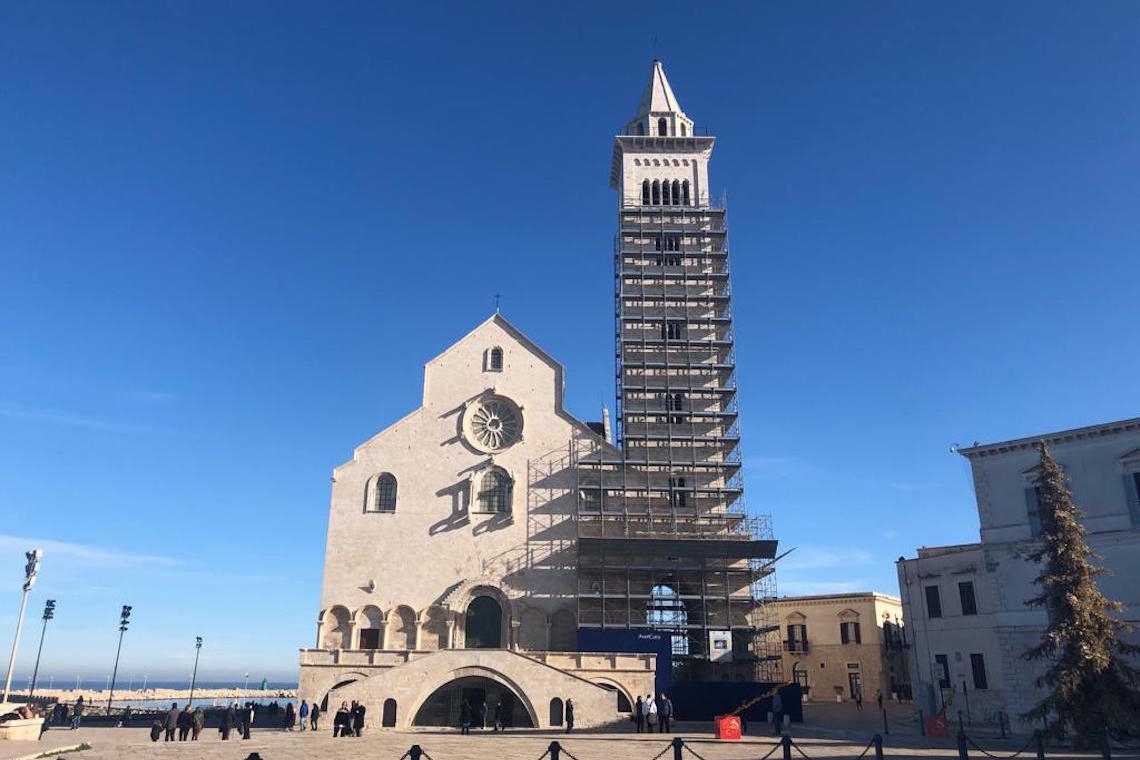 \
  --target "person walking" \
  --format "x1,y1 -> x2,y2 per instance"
479,700 -> 488,730
353,701 -> 366,737
565,699 -> 575,733
658,693 -> 673,733
240,702 -> 252,740
771,690 -> 784,735
492,699 -> 503,732
220,703 -> 235,740
284,702 -> 295,731
646,695 -> 657,732
310,702 -> 320,732
70,697 -> 83,730
634,696 -> 645,733
298,700 -> 309,732
460,699 -> 472,735
192,707 -> 204,740
334,701 -> 350,737
177,705 -> 192,741
854,688 -> 863,711
161,703 -> 178,742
